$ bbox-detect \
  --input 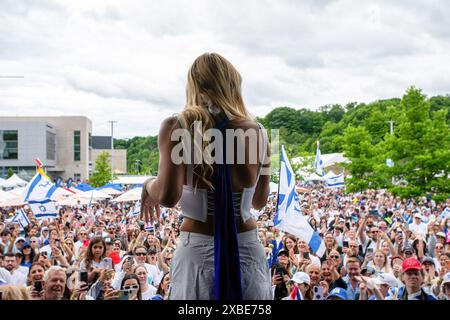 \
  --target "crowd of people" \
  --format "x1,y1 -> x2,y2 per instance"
0,184 -> 449,300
